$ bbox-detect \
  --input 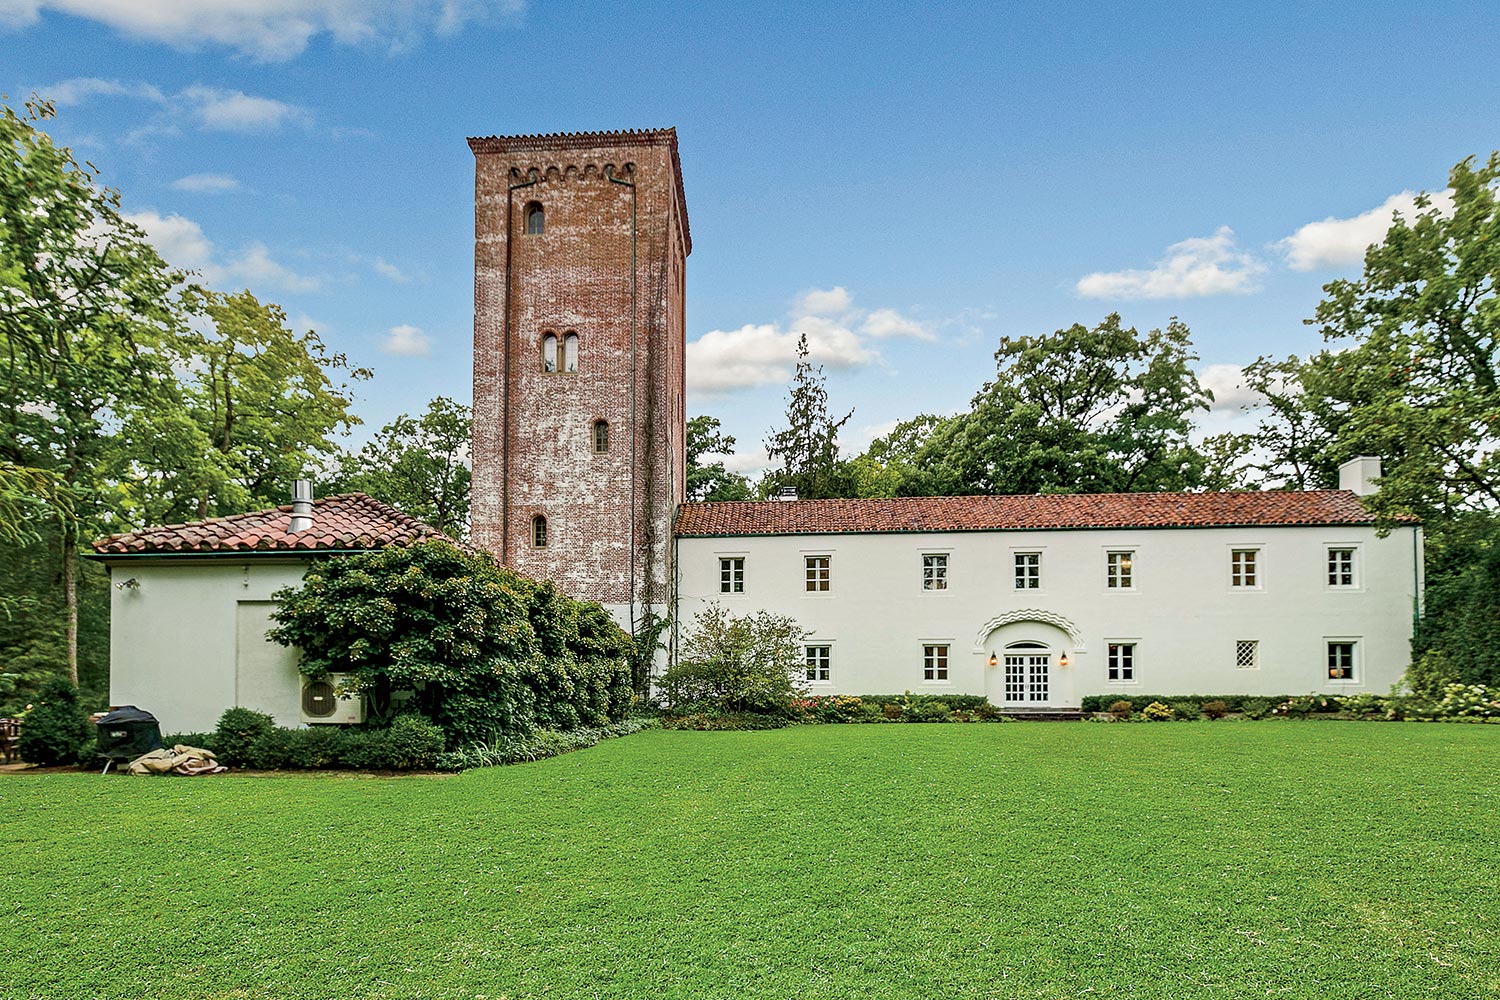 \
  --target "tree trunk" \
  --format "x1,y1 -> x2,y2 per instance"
63,531 -> 79,687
